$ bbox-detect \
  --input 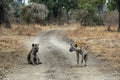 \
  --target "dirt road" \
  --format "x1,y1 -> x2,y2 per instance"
4,30 -> 119,80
